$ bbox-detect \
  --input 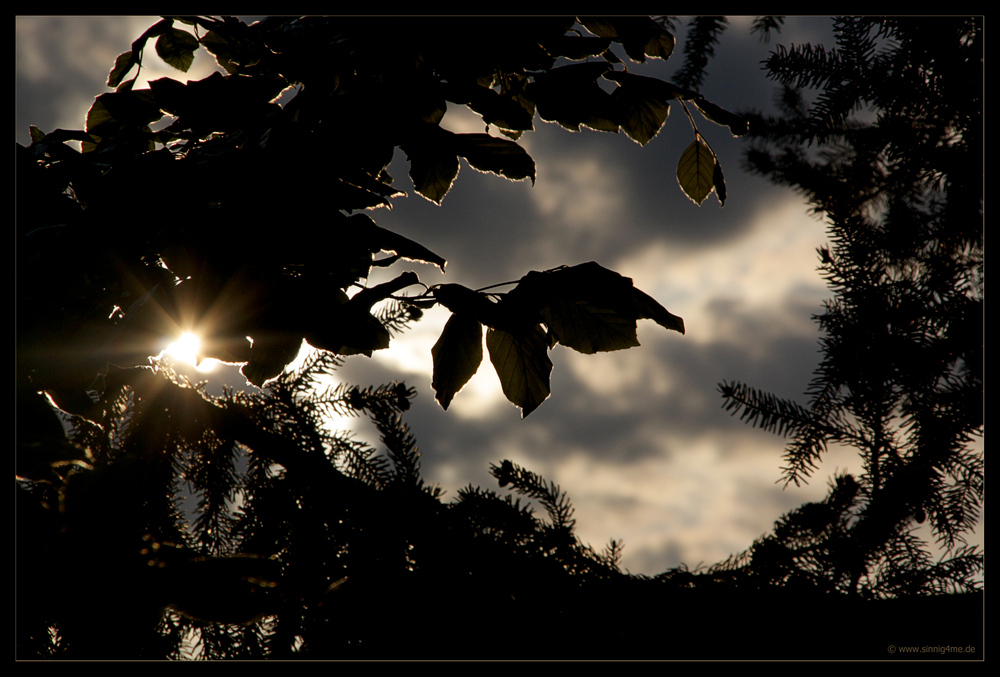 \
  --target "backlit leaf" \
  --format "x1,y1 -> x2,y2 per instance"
677,136 -> 717,205
431,313 -> 484,409
456,134 -> 536,184
453,83 -> 535,133
528,63 -> 618,133
108,51 -> 137,88
540,35 -> 612,61
368,223 -> 447,271
629,287 -> 685,334
405,141 -> 459,204
487,325 -> 552,417
691,97 -> 749,137
201,31 -> 236,74
432,284 -> 501,328
156,28 -> 200,73
505,261 -> 684,354
241,334 -> 304,387
578,17 -> 674,62
713,160 -> 728,207
610,74 -> 672,146
541,296 -> 639,353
